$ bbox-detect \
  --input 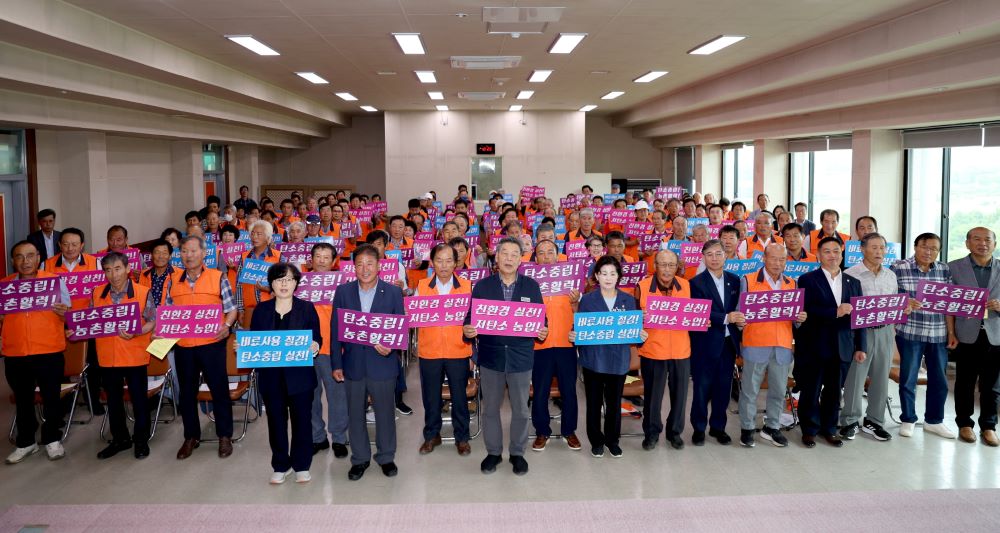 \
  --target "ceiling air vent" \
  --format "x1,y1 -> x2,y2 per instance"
451,56 -> 521,70
458,92 -> 507,101
483,7 -> 563,35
